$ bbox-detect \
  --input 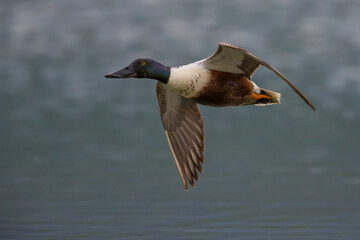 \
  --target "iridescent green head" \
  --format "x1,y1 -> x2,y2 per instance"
105,58 -> 170,84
